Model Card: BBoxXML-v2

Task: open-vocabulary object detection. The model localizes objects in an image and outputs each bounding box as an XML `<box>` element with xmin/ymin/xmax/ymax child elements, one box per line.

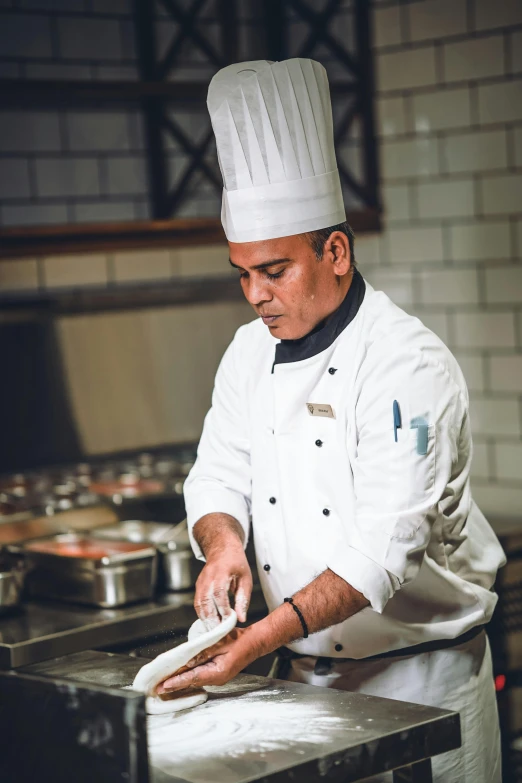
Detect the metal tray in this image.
<box><xmin>90</xmin><ymin>519</ymin><xmax>177</xmax><ymax>544</ymax></box>
<box><xmin>9</xmin><ymin>533</ymin><xmax>158</xmax><ymax>608</ymax></box>
<box><xmin>91</xmin><ymin>520</ymin><xmax>198</xmax><ymax>591</ymax></box>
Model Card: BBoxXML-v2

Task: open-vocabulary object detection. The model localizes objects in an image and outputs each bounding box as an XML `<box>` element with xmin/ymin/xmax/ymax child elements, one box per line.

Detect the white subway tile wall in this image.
<box><xmin>412</xmin><ymin>88</ymin><xmax>472</xmax><ymax>133</ymax></box>
<box><xmin>474</xmin><ymin>0</ymin><xmax>522</xmax><ymax>32</ymax></box>
<box><xmin>408</xmin><ymin>0</ymin><xmax>468</xmax><ymax>43</ymax></box>
<box><xmin>450</xmin><ymin>221</ymin><xmax>512</xmax><ymax>261</ymax></box>
<box><xmin>112</xmin><ymin>249</ymin><xmax>172</xmax><ymax>284</ymax></box>
<box><xmin>35</xmin><ymin>158</ymin><xmax>100</xmax><ymax>198</ymax></box>
<box><xmin>57</xmin><ymin>18</ymin><xmax>123</xmax><ymax>61</ymax></box>
<box><xmin>514</xmin><ymin>127</ymin><xmax>522</xmax><ymax>167</ymax></box>
<box><xmin>0</xmin><ymin>13</ymin><xmax>52</xmax><ymax>59</ymax></box>
<box><xmin>416</xmin><ymin>178</ymin><xmax>475</xmax><ymax>219</ymax></box>
<box><xmin>0</xmin><ymin>0</ymin><xmax>520</xmax><ymax>513</ymax></box>
<box><xmin>377</xmin><ymin>46</ymin><xmax>437</xmax><ymax>92</ymax></box>
<box><xmin>381</xmin><ymin>137</ymin><xmax>439</xmax><ymax>180</ymax></box>
<box><xmin>485</xmin><ymin>266</ymin><xmax>522</xmax><ymax>304</ymax></box>
<box><xmin>512</xmin><ymin>29</ymin><xmax>522</xmax><ymax>74</ymax></box>
<box><xmin>494</xmin><ymin>442</ymin><xmax>522</xmax><ymax>483</ymax></box>
<box><xmin>370</xmin><ymin>0</ymin><xmax>522</xmax><ymax>511</ymax></box>
<box><xmin>0</xmin><ymin>110</ymin><xmax>61</xmax><ymax>151</ymax></box>
<box><xmin>106</xmin><ymin>157</ymin><xmax>147</xmax><ymax>196</ymax></box>
<box><xmin>478</xmin><ymin>79</ymin><xmax>522</xmax><ymax>124</ymax></box>
<box><xmin>470</xmin><ymin>396</ymin><xmax>521</xmax><ymax>437</ymax></box>
<box><xmin>443</xmin><ymin>35</ymin><xmax>505</xmax><ymax>82</ymax></box>
<box><xmin>43</xmin><ymin>254</ymin><xmax>109</xmax><ymax>289</ymax></box>
<box><xmin>489</xmin><ymin>355</ymin><xmax>522</xmax><ymax>393</ymax></box>
<box><xmin>419</xmin><ymin>268</ymin><xmax>480</xmax><ymax>306</ymax></box>
<box><xmin>388</xmin><ymin>226</ymin><xmax>445</xmax><ymax>264</ymax></box>
<box><xmin>454</xmin><ymin>311</ymin><xmax>516</xmax><ymax>349</ymax></box>
<box><xmin>373</xmin><ymin>5</ymin><xmax>402</xmax><ymax>49</ymax></box>
<box><xmin>481</xmin><ymin>173</ymin><xmax>522</xmax><ymax>216</ymax></box>
<box><xmin>0</xmin><ymin>258</ymin><xmax>39</xmax><ymax>291</ymax></box>
<box><xmin>0</xmin><ymin>159</ymin><xmax>31</xmax><ymax>199</ymax></box>
<box><xmin>381</xmin><ymin>184</ymin><xmax>411</xmax><ymax>222</ymax></box>
<box><xmin>176</xmin><ymin>245</ymin><xmax>234</xmax><ymax>279</ymax></box>
<box><xmin>377</xmin><ymin>96</ymin><xmax>407</xmax><ymax>137</ymax></box>
<box><xmin>443</xmin><ymin>130</ymin><xmax>508</xmax><ymax>175</ymax></box>
<box><xmin>353</xmin><ymin>234</ymin><xmax>383</xmax><ymax>266</ymax></box>
<box><xmin>1</xmin><ymin>203</ymin><xmax>68</xmax><ymax>226</ymax></box>
<box><xmin>453</xmin><ymin>353</ymin><xmax>486</xmax><ymax>392</ymax></box>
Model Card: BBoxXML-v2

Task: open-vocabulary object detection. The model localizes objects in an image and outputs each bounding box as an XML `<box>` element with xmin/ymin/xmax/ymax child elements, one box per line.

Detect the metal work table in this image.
<box><xmin>16</xmin><ymin>649</ymin><xmax>461</xmax><ymax>783</ymax></box>
<box><xmin>0</xmin><ymin>591</ymin><xmax>195</xmax><ymax>668</ymax></box>
<box><xmin>0</xmin><ymin>584</ymin><xmax>268</xmax><ymax>669</ymax></box>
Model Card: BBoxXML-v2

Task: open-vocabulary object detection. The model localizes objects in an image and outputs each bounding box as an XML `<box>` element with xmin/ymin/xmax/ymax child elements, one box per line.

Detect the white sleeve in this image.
<box><xmin>327</xmin><ymin>345</ymin><xmax>466</xmax><ymax>613</ymax></box>
<box><xmin>184</xmin><ymin>330</ymin><xmax>252</xmax><ymax>561</ymax></box>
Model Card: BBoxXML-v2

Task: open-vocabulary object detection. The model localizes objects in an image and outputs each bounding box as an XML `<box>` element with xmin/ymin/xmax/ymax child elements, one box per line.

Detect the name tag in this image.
<box><xmin>306</xmin><ymin>403</ymin><xmax>335</xmax><ymax>419</ymax></box>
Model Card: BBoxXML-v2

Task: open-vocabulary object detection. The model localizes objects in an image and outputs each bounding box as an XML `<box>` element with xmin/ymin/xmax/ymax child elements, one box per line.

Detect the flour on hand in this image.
<box><xmin>131</xmin><ymin>610</ymin><xmax>237</xmax><ymax>714</ymax></box>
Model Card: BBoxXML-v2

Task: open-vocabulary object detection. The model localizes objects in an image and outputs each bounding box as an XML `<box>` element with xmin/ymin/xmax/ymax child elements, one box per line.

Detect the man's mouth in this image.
<box><xmin>260</xmin><ymin>315</ymin><xmax>281</xmax><ymax>325</ymax></box>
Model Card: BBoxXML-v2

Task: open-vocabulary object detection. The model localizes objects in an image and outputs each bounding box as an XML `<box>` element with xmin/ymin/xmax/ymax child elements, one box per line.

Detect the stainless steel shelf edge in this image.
<box><xmin>0</xmin><ymin>592</ymin><xmax>196</xmax><ymax>668</ymax></box>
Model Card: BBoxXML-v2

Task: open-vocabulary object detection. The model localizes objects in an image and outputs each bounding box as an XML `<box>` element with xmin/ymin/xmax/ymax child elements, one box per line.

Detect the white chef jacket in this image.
<box><xmin>185</xmin><ymin>279</ymin><xmax>505</xmax><ymax>659</ymax></box>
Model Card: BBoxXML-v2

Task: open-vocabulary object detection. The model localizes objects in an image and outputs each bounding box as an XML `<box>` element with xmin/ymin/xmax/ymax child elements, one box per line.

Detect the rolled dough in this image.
<box><xmin>145</xmin><ymin>689</ymin><xmax>208</xmax><ymax>715</ymax></box>
<box><xmin>132</xmin><ymin>610</ymin><xmax>237</xmax><ymax>714</ymax></box>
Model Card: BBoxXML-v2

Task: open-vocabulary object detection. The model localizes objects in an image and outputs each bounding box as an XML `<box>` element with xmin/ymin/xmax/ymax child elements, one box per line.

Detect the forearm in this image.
<box><xmin>159</xmin><ymin>568</ymin><xmax>369</xmax><ymax>692</ymax></box>
<box><xmin>193</xmin><ymin>512</ymin><xmax>246</xmax><ymax>559</ymax></box>
<box><xmin>249</xmin><ymin>568</ymin><xmax>369</xmax><ymax>657</ymax></box>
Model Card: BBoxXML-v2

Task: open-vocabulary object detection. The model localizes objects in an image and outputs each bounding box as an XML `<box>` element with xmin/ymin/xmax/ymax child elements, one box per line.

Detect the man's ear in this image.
<box><xmin>324</xmin><ymin>231</ymin><xmax>351</xmax><ymax>277</ymax></box>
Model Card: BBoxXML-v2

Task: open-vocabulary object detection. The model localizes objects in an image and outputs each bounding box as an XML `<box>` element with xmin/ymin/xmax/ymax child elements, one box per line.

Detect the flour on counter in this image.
<box><xmin>147</xmin><ymin>685</ymin><xmax>367</xmax><ymax>782</ymax></box>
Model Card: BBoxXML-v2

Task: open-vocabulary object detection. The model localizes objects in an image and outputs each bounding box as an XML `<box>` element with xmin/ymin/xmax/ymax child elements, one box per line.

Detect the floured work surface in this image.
<box><xmin>22</xmin><ymin>650</ymin><xmax>460</xmax><ymax>783</ymax></box>
<box><xmin>147</xmin><ymin>676</ymin><xmax>461</xmax><ymax>783</ymax></box>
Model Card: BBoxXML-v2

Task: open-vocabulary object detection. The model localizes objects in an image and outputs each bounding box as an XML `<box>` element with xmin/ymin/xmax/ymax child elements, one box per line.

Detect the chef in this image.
<box><xmin>157</xmin><ymin>58</ymin><xmax>505</xmax><ymax>782</ymax></box>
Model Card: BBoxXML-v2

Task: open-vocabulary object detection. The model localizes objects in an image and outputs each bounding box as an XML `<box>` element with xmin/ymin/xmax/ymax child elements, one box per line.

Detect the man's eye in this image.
<box><xmin>239</xmin><ymin>271</ymin><xmax>248</xmax><ymax>279</ymax></box>
<box><xmin>266</xmin><ymin>270</ymin><xmax>284</xmax><ymax>280</ymax></box>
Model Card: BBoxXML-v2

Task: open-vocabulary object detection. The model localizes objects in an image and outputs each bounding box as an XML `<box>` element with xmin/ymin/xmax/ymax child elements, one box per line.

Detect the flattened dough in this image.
<box><xmin>145</xmin><ymin>689</ymin><xmax>208</xmax><ymax>715</ymax></box>
<box><xmin>132</xmin><ymin>610</ymin><xmax>237</xmax><ymax>714</ymax></box>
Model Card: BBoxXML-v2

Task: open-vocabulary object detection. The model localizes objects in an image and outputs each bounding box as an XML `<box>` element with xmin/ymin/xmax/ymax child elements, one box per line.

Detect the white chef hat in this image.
<box><xmin>207</xmin><ymin>58</ymin><xmax>345</xmax><ymax>243</ymax></box>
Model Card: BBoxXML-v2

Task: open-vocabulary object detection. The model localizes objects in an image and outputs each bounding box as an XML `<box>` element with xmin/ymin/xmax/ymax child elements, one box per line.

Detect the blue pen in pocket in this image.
<box><xmin>393</xmin><ymin>400</ymin><xmax>401</xmax><ymax>442</ymax></box>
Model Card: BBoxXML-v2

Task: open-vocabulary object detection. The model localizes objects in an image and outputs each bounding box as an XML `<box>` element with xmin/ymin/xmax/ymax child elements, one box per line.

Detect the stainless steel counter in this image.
<box><xmin>20</xmin><ymin>650</ymin><xmax>461</xmax><ymax>783</ymax></box>
<box><xmin>0</xmin><ymin>591</ymin><xmax>195</xmax><ymax>668</ymax></box>
<box><xmin>0</xmin><ymin>584</ymin><xmax>269</xmax><ymax>669</ymax></box>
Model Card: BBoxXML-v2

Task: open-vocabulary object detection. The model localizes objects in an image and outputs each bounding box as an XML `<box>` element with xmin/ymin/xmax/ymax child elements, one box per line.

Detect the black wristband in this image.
<box><xmin>284</xmin><ymin>597</ymin><xmax>309</xmax><ymax>639</ymax></box>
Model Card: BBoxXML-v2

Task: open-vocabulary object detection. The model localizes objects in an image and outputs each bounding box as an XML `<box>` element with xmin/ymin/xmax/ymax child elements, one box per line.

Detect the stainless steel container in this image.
<box><xmin>9</xmin><ymin>533</ymin><xmax>157</xmax><ymax>608</ymax></box>
<box><xmin>91</xmin><ymin>519</ymin><xmax>198</xmax><ymax>591</ymax></box>
<box><xmin>0</xmin><ymin>554</ymin><xmax>25</xmax><ymax>614</ymax></box>
<box><xmin>159</xmin><ymin>522</ymin><xmax>199</xmax><ymax>591</ymax></box>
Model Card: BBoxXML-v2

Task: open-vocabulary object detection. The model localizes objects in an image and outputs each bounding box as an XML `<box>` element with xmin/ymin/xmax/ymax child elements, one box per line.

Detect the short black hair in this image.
<box><xmin>305</xmin><ymin>221</ymin><xmax>356</xmax><ymax>265</ymax></box>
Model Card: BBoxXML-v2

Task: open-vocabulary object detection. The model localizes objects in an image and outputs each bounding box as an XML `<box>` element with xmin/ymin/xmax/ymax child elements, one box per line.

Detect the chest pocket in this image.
<box><xmin>385</xmin><ymin>425</ymin><xmax>436</xmax><ymax>538</ymax></box>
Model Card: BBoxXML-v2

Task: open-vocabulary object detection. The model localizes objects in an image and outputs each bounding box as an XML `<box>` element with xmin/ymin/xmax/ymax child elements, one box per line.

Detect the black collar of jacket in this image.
<box><xmin>272</xmin><ymin>268</ymin><xmax>365</xmax><ymax>370</ymax></box>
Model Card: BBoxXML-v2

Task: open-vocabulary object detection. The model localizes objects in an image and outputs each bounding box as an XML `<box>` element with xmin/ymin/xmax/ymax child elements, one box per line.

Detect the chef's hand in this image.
<box><xmin>156</xmin><ymin>627</ymin><xmax>259</xmax><ymax>694</ymax></box>
<box><xmin>195</xmin><ymin>538</ymin><xmax>253</xmax><ymax>628</ymax></box>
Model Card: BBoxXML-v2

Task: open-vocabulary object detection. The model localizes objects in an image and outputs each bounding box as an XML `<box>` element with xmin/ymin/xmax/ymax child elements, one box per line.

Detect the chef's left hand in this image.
<box><xmin>156</xmin><ymin>627</ymin><xmax>260</xmax><ymax>694</ymax></box>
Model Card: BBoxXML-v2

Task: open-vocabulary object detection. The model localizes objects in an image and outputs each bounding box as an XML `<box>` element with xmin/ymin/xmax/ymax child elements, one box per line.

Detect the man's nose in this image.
<box><xmin>243</xmin><ymin>277</ymin><xmax>272</xmax><ymax>307</ymax></box>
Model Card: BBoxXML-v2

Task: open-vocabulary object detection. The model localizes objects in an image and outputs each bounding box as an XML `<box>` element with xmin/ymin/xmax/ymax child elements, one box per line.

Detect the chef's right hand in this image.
<box><xmin>194</xmin><ymin>539</ymin><xmax>252</xmax><ymax>629</ymax></box>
